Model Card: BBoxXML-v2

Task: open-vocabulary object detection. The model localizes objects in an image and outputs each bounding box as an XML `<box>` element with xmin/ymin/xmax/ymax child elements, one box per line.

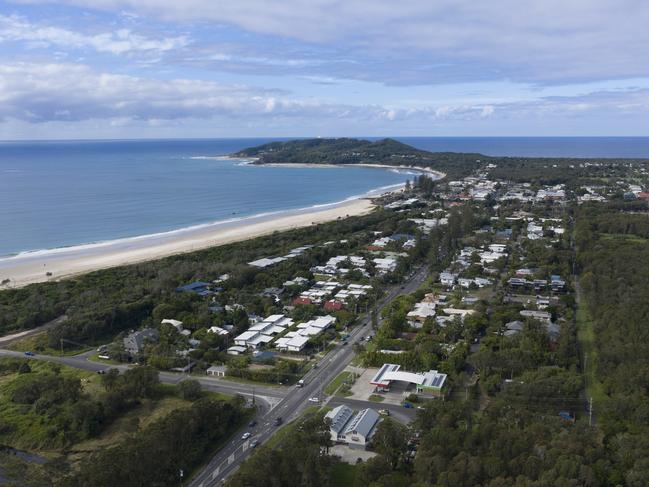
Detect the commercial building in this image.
<box><xmin>325</xmin><ymin>405</ymin><xmax>381</xmax><ymax>448</ymax></box>
<box><xmin>370</xmin><ymin>363</ymin><xmax>447</xmax><ymax>396</ymax></box>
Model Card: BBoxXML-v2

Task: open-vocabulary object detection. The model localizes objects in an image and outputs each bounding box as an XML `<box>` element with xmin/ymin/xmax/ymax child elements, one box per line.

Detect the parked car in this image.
<box><xmin>250</xmin><ymin>439</ymin><xmax>258</xmax><ymax>448</ymax></box>
<box><xmin>24</xmin><ymin>351</ymin><xmax>34</xmax><ymax>356</ymax></box>
<box><xmin>403</xmin><ymin>402</ymin><xmax>414</xmax><ymax>409</ymax></box>
<box><xmin>248</xmin><ymin>420</ymin><xmax>257</xmax><ymax>427</ymax></box>
<box><xmin>241</xmin><ymin>432</ymin><xmax>251</xmax><ymax>440</ymax></box>
<box><xmin>378</xmin><ymin>409</ymin><xmax>390</xmax><ymax>416</ymax></box>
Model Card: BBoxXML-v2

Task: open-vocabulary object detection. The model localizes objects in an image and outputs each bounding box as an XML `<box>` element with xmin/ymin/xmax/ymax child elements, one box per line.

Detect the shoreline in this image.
<box><xmin>0</xmin><ymin>163</ymin><xmax>444</xmax><ymax>289</ymax></box>
<box><xmin>257</xmin><ymin>161</ymin><xmax>446</xmax><ymax>179</ymax></box>
<box><xmin>0</xmin><ymin>196</ymin><xmax>378</xmax><ymax>289</ymax></box>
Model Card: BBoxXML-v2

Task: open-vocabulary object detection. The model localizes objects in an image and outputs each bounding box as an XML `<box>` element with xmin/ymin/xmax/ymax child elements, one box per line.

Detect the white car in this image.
<box><xmin>241</xmin><ymin>432</ymin><xmax>251</xmax><ymax>440</ymax></box>
<box><xmin>308</xmin><ymin>397</ymin><xmax>320</xmax><ymax>403</ymax></box>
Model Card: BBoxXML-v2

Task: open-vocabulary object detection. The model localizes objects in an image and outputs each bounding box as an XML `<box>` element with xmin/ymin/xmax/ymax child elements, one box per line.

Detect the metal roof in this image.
<box><xmin>344</xmin><ymin>408</ymin><xmax>380</xmax><ymax>438</ymax></box>
<box><xmin>326</xmin><ymin>405</ymin><xmax>354</xmax><ymax>435</ymax></box>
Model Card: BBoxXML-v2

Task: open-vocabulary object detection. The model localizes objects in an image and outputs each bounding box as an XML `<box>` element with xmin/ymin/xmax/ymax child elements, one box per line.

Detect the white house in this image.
<box><xmin>325</xmin><ymin>405</ymin><xmax>380</xmax><ymax>448</ymax></box>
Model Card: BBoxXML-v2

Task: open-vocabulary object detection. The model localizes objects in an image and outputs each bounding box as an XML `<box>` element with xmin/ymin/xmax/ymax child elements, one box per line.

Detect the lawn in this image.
<box><xmin>575</xmin><ymin>284</ymin><xmax>608</xmax><ymax>412</ymax></box>
<box><xmin>7</xmin><ymin>334</ymin><xmax>93</xmax><ymax>357</ymax></box>
<box><xmin>600</xmin><ymin>233</ymin><xmax>648</xmax><ymax>244</ymax></box>
<box><xmin>368</xmin><ymin>394</ymin><xmax>385</xmax><ymax>403</ymax></box>
<box><xmin>325</xmin><ymin>371</ymin><xmax>352</xmax><ymax>396</ymax></box>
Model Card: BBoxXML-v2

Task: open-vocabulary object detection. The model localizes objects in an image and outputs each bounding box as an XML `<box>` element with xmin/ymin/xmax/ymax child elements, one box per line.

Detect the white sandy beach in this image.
<box><xmin>0</xmin><ymin>197</ymin><xmax>376</xmax><ymax>289</ymax></box>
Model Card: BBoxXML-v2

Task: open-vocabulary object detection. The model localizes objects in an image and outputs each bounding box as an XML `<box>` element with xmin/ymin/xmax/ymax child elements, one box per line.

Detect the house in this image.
<box><xmin>325</xmin><ymin>405</ymin><xmax>381</xmax><ymax>448</ymax></box>
<box><xmin>324</xmin><ymin>300</ymin><xmax>344</xmax><ymax>312</ymax></box>
<box><xmin>504</xmin><ymin>320</ymin><xmax>524</xmax><ymax>337</ymax></box>
<box><xmin>407</xmin><ymin>302</ymin><xmax>436</xmax><ymax>328</ymax></box>
<box><xmin>292</xmin><ymin>297</ymin><xmax>313</xmax><ymax>306</ymax></box>
<box><xmin>248</xmin><ymin>256</ymin><xmax>287</xmax><ymax>268</ymax></box>
<box><xmin>206</xmin><ymin>365</ymin><xmax>226</xmax><ymax>377</ymax></box>
<box><xmin>550</xmin><ymin>275</ymin><xmax>566</xmax><ymax>292</ymax></box>
<box><xmin>275</xmin><ymin>315</ymin><xmax>335</xmax><ymax>352</ymax></box>
<box><xmin>520</xmin><ymin>310</ymin><xmax>552</xmax><ymax>323</ymax></box>
<box><xmin>458</xmin><ymin>278</ymin><xmax>473</xmax><ymax>289</ymax></box>
<box><xmin>227</xmin><ymin>345</ymin><xmax>247</xmax><ymax>355</ymax></box>
<box><xmin>442</xmin><ymin>308</ymin><xmax>476</xmax><ymax>321</ymax></box>
<box><xmin>161</xmin><ymin>318</ymin><xmax>184</xmax><ymax>333</ymax></box>
<box><xmin>207</xmin><ymin>326</ymin><xmax>229</xmax><ymax>336</ymax></box>
<box><xmin>176</xmin><ymin>281</ymin><xmax>213</xmax><ymax>296</ymax></box>
<box><xmin>284</xmin><ymin>276</ymin><xmax>310</xmax><ymax>287</ymax></box>
<box><xmin>123</xmin><ymin>328</ymin><xmax>159</xmax><ymax>355</ymax></box>
<box><xmin>439</xmin><ymin>272</ymin><xmax>457</xmax><ymax>287</ymax></box>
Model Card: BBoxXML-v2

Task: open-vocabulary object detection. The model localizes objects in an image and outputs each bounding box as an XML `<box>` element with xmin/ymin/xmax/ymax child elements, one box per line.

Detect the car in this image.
<box><xmin>403</xmin><ymin>402</ymin><xmax>414</xmax><ymax>409</ymax></box>
<box><xmin>250</xmin><ymin>439</ymin><xmax>258</xmax><ymax>448</ymax></box>
<box><xmin>341</xmin><ymin>341</ymin><xmax>348</xmax><ymax>346</ymax></box>
<box><xmin>248</xmin><ymin>420</ymin><xmax>257</xmax><ymax>427</ymax></box>
<box><xmin>24</xmin><ymin>351</ymin><xmax>34</xmax><ymax>357</ymax></box>
<box><xmin>308</xmin><ymin>397</ymin><xmax>319</xmax><ymax>403</ymax></box>
<box><xmin>378</xmin><ymin>409</ymin><xmax>390</xmax><ymax>416</ymax></box>
<box><xmin>313</xmin><ymin>363</ymin><xmax>319</xmax><ymax>368</ymax></box>
<box><xmin>274</xmin><ymin>417</ymin><xmax>283</xmax><ymax>426</ymax></box>
<box><xmin>241</xmin><ymin>432</ymin><xmax>251</xmax><ymax>440</ymax></box>
<box><xmin>97</xmin><ymin>370</ymin><xmax>106</xmax><ymax>375</ymax></box>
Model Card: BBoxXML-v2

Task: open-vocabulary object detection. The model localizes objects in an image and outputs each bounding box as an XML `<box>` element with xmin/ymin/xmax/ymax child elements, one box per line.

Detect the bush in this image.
<box><xmin>178</xmin><ymin>380</ymin><xmax>202</xmax><ymax>401</ymax></box>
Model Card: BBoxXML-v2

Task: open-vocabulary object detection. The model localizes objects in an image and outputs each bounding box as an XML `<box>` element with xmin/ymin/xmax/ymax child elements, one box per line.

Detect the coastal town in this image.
<box><xmin>3</xmin><ymin>138</ymin><xmax>649</xmax><ymax>486</ymax></box>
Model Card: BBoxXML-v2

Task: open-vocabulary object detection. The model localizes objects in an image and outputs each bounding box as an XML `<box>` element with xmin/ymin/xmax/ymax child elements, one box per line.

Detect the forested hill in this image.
<box><xmin>233</xmin><ymin>138</ymin><xmax>486</xmax><ymax>178</ymax></box>
<box><xmin>234</xmin><ymin>138</ymin><xmax>649</xmax><ymax>184</ymax></box>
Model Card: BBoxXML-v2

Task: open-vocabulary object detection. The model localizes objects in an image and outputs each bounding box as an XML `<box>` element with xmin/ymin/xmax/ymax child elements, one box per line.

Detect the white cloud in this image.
<box><xmin>9</xmin><ymin>0</ymin><xmax>649</xmax><ymax>84</ymax></box>
<box><xmin>0</xmin><ymin>14</ymin><xmax>189</xmax><ymax>55</ymax></box>
<box><xmin>1</xmin><ymin>61</ymin><xmax>649</xmax><ymax>138</ymax></box>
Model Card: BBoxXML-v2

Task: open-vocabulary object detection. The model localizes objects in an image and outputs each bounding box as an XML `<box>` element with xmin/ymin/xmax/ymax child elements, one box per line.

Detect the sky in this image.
<box><xmin>1</xmin><ymin>0</ymin><xmax>649</xmax><ymax>139</ymax></box>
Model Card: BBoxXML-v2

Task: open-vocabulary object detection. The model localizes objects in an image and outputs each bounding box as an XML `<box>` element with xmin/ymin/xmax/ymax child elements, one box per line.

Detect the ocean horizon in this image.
<box><xmin>3</xmin><ymin>136</ymin><xmax>649</xmax><ymax>258</ymax></box>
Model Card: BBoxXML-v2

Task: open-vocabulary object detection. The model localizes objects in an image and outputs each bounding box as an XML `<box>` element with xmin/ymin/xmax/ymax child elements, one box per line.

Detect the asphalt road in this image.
<box><xmin>0</xmin><ymin>348</ymin><xmax>286</xmax><ymax>401</ymax></box>
<box><xmin>189</xmin><ymin>265</ymin><xmax>430</xmax><ymax>487</ymax></box>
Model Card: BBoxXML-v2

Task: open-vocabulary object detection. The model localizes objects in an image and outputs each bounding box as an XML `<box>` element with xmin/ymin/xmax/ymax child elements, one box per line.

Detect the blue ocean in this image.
<box><xmin>2</xmin><ymin>137</ymin><xmax>649</xmax><ymax>257</ymax></box>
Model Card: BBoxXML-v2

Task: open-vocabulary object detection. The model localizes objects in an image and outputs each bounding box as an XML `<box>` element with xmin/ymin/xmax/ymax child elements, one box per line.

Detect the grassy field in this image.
<box><xmin>575</xmin><ymin>285</ymin><xmax>608</xmax><ymax>410</ymax></box>
<box><xmin>600</xmin><ymin>233</ymin><xmax>648</xmax><ymax>244</ymax></box>
<box><xmin>330</xmin><ymin>462</ymin><xmax>358</xmax><ymax>487</ymax></box>
<box><xmin>7</xmin><ymin>334</ymin><xmax>94</xmax><ymax>357</ymax></box>
<box><xmin>325</xmin><ymin>371</ymin><xmax>352</xmax><ymax>395</ymax></box>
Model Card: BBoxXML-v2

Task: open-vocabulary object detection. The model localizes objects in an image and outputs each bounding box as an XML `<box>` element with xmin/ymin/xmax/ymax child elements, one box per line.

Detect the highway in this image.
<box><xmin>189</xmin><ymin>265</ymin><xmax>429</xmax><ymax>487</ymax></box>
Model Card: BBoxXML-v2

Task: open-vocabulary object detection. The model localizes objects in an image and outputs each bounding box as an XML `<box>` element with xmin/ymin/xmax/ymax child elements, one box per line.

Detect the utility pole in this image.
<box><xmin>589</xmin><ymin>397</ymin><xmax>593</xmax><ymax>427</ymax></box>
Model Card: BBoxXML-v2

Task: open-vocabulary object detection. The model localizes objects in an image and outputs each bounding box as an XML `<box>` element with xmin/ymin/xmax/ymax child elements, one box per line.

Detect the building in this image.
<box><xmin>324</xmin><ymin>300</ymin><xmax>344</xmax><ymax>312</ymax></box>
<box><xmin>370</xmin><ymin>363</ymin><xmax>447</xmax><ymax>396</ymax></box>
<box><xmin>206</xmin><ymin>365</ymin><xmax>226</xmax><ymax>377</ymax></box>
<box><xmin>207</xmin><ymin>326</ymin><xmax>229</xmax><ymax>336</ymax></box>
<box><xmin>175</xmin><ymin>281</ymin><xmax>213</xmax><ymax>296</ymax></box>
<box><xmin>325</xmin><ymin>405</ymin><xmax>381</xmax><ymax>448</ymax></box>
<box><xmin>233</xmin><ymin>314</ymin><xmax>294</xmax><ymax>349</ymax></box>
<box><xmin>407</xmin><ymin>302</ymin><xmax>436</xmax><ymax>327</ymax></box>
<box><xmin>123</xmin><ymin>328</ymin><xmax>159</xmax><ymax>355</ymax></box>
<box><xmin>439</xmin><ymin>272</ymin><xmax>457</xmax><ymax>287</ymax></box>
<box><xmin>275</xmin><ymin>315</ymin><xmax>336</xmax><ymax>352</ymax></box>
<box><xmin>227</xmin><ymin>345</ymin><xmax>247</xmax><ymax>355</ymax></box>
